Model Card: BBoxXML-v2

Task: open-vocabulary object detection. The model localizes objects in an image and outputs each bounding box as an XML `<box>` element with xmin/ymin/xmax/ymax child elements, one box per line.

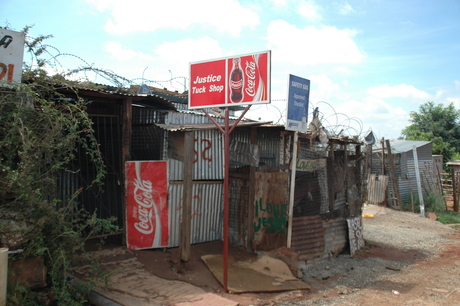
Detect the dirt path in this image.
<box><xmin>76</xmin><ymin>205</ymin><xmax>460</xmax><ymax>305</ymax></box>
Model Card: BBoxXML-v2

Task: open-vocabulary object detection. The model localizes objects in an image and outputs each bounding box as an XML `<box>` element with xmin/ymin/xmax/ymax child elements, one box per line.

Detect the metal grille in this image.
<box><xmin>131</xmin><ymin>124</ymin><xmax>165</xmax><ymax>160</ymax></box>
<box><xmin>58</xmin><ymin>115</ymin><xmax>124</xmax><ymax>227</ymax></box>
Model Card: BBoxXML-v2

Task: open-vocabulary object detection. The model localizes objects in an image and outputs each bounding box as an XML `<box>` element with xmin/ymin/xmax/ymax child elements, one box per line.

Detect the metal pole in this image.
<box><xmin>412</xmin><ymin>145</ymin><xmax>425</xmax><ymax>216</ymax></box>
<box><xmin>223</xmin><ymin>107</ymin><xmax>229</xmax><ymax>292</ymax></box>
<box><xmin>201</xmin><ymin>105</ymin><xmax>252</xmax><ymax>293</ymax></box>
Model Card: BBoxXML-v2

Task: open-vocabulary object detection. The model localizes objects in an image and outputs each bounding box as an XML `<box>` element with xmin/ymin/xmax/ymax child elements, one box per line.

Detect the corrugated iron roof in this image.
<box><xmin>156</xmin><ymin>121</ymin><xmax>273</xmax><ymax>131</ymax></box>
<box><xmin>388</xmin><ymin>140</ymin><xmax>431</xmax><ymax>153</ymax></box>
<box><xmin>55</xmin><ymin>86</ymin><xmax>177</xmax><ymax>111</ymax></box>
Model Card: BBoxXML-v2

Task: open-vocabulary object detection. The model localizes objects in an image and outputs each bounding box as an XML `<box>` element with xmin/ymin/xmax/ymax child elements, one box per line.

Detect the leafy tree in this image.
<box><xmin>402</xmin><ymin>101</ymin><xmax>460</xmax><ymax>162</ymax></box>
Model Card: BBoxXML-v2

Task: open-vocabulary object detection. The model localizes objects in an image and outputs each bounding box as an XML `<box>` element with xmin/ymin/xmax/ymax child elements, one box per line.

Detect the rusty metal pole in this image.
<box><xmin>222</xmin><ymin>107</ymin><xmax>230</xmax><ymax>292</ymax></box>
<box><xmin>201</xmin><ymin>105</ymin><xmax>252</xmax><ymax>293</ymax></box>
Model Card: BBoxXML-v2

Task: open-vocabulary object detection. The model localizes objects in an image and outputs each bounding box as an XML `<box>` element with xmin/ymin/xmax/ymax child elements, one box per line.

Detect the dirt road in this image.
<box><xmin>77</xmin><ymin>204</ymin><xmax>460</xmax><ymax>305</ymax></box>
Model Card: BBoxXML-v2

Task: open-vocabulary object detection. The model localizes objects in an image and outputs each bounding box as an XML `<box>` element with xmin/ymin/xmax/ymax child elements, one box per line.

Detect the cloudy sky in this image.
<box><xmin>2</xmin><ymin>0</ymin><xmax>460</xmax><ymax>140</ymax></box>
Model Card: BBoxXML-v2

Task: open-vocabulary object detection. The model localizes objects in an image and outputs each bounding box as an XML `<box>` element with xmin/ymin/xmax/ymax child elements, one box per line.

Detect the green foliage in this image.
<box><xmin>402</xmin><ymin>191</ymin><xmax>445</xmax><ymax>214</ymax></box>
<box><xmin>402</xmin><ymin>191</ymin><xmax>460</xmax><ymax>225</ymax></box>
<box><xmin>437</xmin><ymin>211</ymin><xmax>460</xmax><ymax>225</ymax></box>
<box><xmin>1</xmin><ymin>26</ymin><xmax>118</xmax><ymax>305</ymax></box>
<box><xmin>402</xmin><ymin>101</ymin><xmax>460</xmax><ymax>162</ymax></box>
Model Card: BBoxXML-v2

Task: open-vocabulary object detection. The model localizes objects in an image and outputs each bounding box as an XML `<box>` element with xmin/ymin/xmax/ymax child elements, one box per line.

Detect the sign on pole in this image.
<box><xmin>125</xmin><ymin>161</ymin><xmax>169</xmax><ymax>250</ymax></box>
<box><xmin>285</xmin><ymin>74</ymin><xmax>310</xmax><ymax>132</ymax></box>
<box><xmin>0</xmin><ymin>28</ymin><xmax>25</xmax><ymax>84</ymax></box>
<box><xmin>189</xmin><ymin>51</ymin><xmax>271</xmax><ymax>109</ymax></box>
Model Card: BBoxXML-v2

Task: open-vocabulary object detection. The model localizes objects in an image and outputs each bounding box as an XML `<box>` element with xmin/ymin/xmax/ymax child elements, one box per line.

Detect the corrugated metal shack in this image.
<box><xmin>368</xmin><ymin>140</ymin><xmax>437</xmax><ymax>208</ymax></box>
<box><xmin>56</xmin><ymin>85</ymin><xmax>364</xmax><ymax>264</ymax></box>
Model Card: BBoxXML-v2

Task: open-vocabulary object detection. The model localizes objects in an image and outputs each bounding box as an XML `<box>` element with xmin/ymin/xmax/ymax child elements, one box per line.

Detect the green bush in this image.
<box><xmin>1</xmin><ymin>26</ymin><xmax>118</xmax><ymax>305</ymax></box>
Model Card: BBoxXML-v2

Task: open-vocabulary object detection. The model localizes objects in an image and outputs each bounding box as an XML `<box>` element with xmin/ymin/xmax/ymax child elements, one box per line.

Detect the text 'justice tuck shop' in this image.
<box><xmin>189</xmin><ymin>51</ymin><xmax>271</xmax><ymax>109</ymax></box>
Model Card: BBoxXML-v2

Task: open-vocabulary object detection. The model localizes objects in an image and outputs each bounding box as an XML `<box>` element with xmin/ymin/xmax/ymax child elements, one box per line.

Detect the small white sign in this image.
<box><xmin>0</xmin><ymin>28</ymin><xmax>26</xmax><ymax>84</ymax></box>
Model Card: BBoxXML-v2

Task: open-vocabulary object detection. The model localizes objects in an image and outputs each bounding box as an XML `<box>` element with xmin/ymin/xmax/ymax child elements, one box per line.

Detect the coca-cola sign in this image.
<box><xmin>126</xmin><ymin>161</ymin><xmax>169</xmax><ymax>249</ymax></box>
<box><xmin>189</xmin><ymin>50</ymin><xmax>271</xmax><ymax>109</ymax></box>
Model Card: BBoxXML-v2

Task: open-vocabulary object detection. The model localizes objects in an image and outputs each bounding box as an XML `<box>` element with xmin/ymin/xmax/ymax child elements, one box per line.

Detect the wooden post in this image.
<box><xmin>328</xmin><ymin>142</ymin><xmax>335</xmax><ymax>212</ymax></box>
<box><xmin>121</xmin><ymin>98</ymin><xmax>132</xmax><ymax>245</ymax></box>
<box><xmin>386</xmin><ymin>140</ymin><xmax>402</xmax><ymax>210</ymax></box>
<box><xmin>180</xmin><ymin>131</ymin><xmax>194</xmax><ymax>262</ymax></box>
<box><xmin>247</xmin><ymin>127</ymin><xmax>257</xmax><ymax>251</ymax></box>
<box><xmin>367</xmin><ymin>144</ymin><xmax>373</xmax><ymax>177</ymax></box>
<box><xmin>356</xmin><ymin>145</ymin><xmax>362</xmax><ymax>201</ymax></box>
<box><xmin>381</xmin><ymin>138</ymin><xmax>385</xmax><ymax>175</ymax></box>
<box><xmin>287</xmin><ymin>131</ymin><xmax>298</xmax><ymax>248</ymax></box>
<box><xmin>452</xmin><ymin>166</ymin><xmax>458</xmax><ymax>212</ymax></box>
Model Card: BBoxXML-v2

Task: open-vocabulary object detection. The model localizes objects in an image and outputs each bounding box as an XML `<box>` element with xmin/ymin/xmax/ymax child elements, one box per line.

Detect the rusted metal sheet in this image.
<box><xmin>323</xmin><ymin>218</ymin><xmax>348</xmax><ymax>258</ymax></box>
<box><xmin>291</xmin><ymin>215</ymin><xmax>325</xmax><ymax>261</ymax></box>
<box><xmin>253</xmin><ymin>172</ymin><xmax>289</xmax><ymax>251</ymax></box>
<box><xmin>168</xmin><ymin>182</ymin><xmax>223</xmax><ymax>247</ymax></box>
<box><xmin>229</xmin><ymin>140</ymin><xmax>260</xmax><ymax>167</ymax></box>
<box><xmin>231</xmin><ymin>129</ymin><xmax>281</xmax><ymax>168</ymax></box>
<box><xmin>367</xmin><ymin>174</ymin><xmax>389</xmax><ymax>205</ymax></box>
<box><xmin>168</xmin><ymin>129</ymin><xmax>223</xmax><ymax>180</ymax></box>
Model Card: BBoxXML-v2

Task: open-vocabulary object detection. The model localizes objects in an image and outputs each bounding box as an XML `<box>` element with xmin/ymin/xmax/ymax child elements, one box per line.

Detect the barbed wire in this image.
<box><xmin>25</xmin><ymin>35</ymin><xmax>367</xmax><ymax>139</ymax></box>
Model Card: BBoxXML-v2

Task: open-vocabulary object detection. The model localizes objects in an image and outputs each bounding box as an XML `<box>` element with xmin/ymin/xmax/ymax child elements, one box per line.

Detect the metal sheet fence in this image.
<box><xmin>169</xmin><ymin>130</ymin><xmax>224</xmax><ymax>180</ymax></box>
<box><xmin>168</xmin><ymin>182</ymin><xmax>223</xmax><ymax>247</ymax></box>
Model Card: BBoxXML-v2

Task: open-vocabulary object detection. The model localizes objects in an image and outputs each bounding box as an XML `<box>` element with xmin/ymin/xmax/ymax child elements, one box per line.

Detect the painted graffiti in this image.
<box><xmin>177</xmin><ymin>194</ymin><xmax>202</xmax><ymax>222</ymax></box>
<box><xmin>193</xmin><ymin>139</ymin><xmax>213</xmax><ymax>163</ymax></box>
<box><xmin>253</xmin><ymin>197</ymin><xmax>287</xmax><ymax>233</ymax></box>
<box><xmin>296</xmin><ymin>158</ymin><xmax>326</xmax><ymax>172</ymax></box>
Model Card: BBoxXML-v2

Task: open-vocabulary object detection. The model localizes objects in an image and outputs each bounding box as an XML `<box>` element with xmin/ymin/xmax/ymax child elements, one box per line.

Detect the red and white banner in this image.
<box><xmin>125</xmin><ymin>161</ymin><xmax>169</xmax><ymax>249</ymax></box>
<box><xmin>189</xmin><ymin>50</ymin><xmax>271</xmax><ymax>109</ymax></box>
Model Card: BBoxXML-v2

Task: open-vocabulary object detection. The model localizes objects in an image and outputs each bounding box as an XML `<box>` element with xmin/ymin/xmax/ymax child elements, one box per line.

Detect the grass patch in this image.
<box><xmin>437</xmin><ymin>210</ymin><xmax>460</xmax><ymax>224</ymax></box>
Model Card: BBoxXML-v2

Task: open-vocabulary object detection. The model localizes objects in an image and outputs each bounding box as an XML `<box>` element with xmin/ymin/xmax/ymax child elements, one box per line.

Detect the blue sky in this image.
<box><xmin>2</xmin><ymin>0</ymin><xmax>460</xmax><ymax>140</ymax></box>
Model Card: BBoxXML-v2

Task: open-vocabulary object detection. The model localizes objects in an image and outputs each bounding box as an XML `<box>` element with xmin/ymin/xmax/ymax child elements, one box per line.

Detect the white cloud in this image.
<box><xmin>266</xmin><ymin>20</ymin><xmax>362</xmax><ymax>65</ymax></box>
<box><xmin>338</xmin><ymin>2</ymin><xmax>356</xmax><ymax>15</ymax></box>
<box><xmin>367</xmin><ymin>84</ymin><xmax>431</xmax><ymax>100</ymax></box>
<box><xmin>328</xmin><ymin>97</ymin><xmax>408</xmax><ymax>139</ymax></box>
<box><xmin>153</xmin><ymin>37</ymin><xmax>223</xmax><ymax>65</ymax></box>
<box><xmin>455</xmin><ymin>80</ymin><xmax>460</xmax><ymax>90</ymax></box>
<box><xmin>87</xmin><ymin>0</ymin><xmax>259</xmax><ymax>36</ymax></box>
<box><xmin>448</xmin><ymin>96</ymin><xmax>460</xmax><ymax>109</ymax></box>
<box><xmin>105</xmin><ymin>41</ymin><xmax>154</xmax><ymax>61</ymax></box>
<box><xmin>298</xmin><ymin>0</ymin><xmax>322</xmax><ymax>21</ymax></box>
<box><xmin>308</xmin><ymin>75</ymin><xmax>340</xmax><ymax>102</ymax></box>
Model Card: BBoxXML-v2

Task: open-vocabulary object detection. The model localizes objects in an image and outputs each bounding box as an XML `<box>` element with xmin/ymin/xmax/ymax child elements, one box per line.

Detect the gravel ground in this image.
<box><xmin>274</xmin><ymin>204</ymin><xmax>460</xmax><ymax>306</ymax></box>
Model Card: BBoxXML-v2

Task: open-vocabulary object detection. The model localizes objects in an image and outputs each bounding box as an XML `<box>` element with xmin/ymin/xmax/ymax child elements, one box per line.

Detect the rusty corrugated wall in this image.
<box><xmin>291</xmin><ymin>215</ymin><xmax>325</xmax><ymax>260</ymax></box>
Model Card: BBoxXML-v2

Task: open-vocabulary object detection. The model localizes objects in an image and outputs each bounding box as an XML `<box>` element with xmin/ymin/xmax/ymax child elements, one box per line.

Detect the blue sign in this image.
<box><xmin>285</xmin><ymin>74</ymin><xmax>310</xmax><ymax>132</ymax></box>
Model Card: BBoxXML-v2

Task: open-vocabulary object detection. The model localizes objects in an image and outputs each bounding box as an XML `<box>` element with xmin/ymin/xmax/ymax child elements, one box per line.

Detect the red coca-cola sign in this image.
<box><xmin>125</xmin><ymin>161</ymin><xmax>169</xmax><ymax>249</ymax></box>
<box><xmin>189</xmin><ymin>50</ymin><xmax>271</xmax><ymax>109</ymax></box>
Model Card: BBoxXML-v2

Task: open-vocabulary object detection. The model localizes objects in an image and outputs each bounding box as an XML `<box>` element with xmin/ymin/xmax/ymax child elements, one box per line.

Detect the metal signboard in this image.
<box><xmin>285</xmin><ymin>74</ymin><xmax>310</xmax><ymax>132</ymax></box>
<box><xmin>189</xmin><ymin>50</ymin><xmax>271</xmax><ymax>109</ymax></box>
<box><xmin>125</xmin><ymin>161</ymin><xmax>169</xmax><ymax>250</ymax></box>
<box><xmin>0</xmin><ymin>28</ymin><xmax>25</xmax><ymax>84</ymax></box>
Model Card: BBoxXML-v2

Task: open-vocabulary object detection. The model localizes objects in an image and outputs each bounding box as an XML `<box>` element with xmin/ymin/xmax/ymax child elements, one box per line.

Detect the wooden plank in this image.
<box><xmin>180</xmin><ymin>131</ymin><xmax>194</xmax><ymax>262</ymax></box>
<box><xmin>121</xmin><ymin>98</ymin><xmax>132</xmax><ymax>245</ymax></box>
<box><xmin>253</xmin><ymin>172</ymin><xmax>289</xmax><ymax>251</ymax></box>
<box><xmin>386</xmin><ymin>140</ymin><xmax>402</xmax><ymax>210</ymax></box>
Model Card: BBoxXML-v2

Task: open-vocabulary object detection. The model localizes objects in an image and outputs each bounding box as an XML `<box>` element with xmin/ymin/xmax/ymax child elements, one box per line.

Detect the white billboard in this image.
<box><xmin>0</xmin><ymin>28</ymin><xmax>25</xmax><ymax>84</ymax></box>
